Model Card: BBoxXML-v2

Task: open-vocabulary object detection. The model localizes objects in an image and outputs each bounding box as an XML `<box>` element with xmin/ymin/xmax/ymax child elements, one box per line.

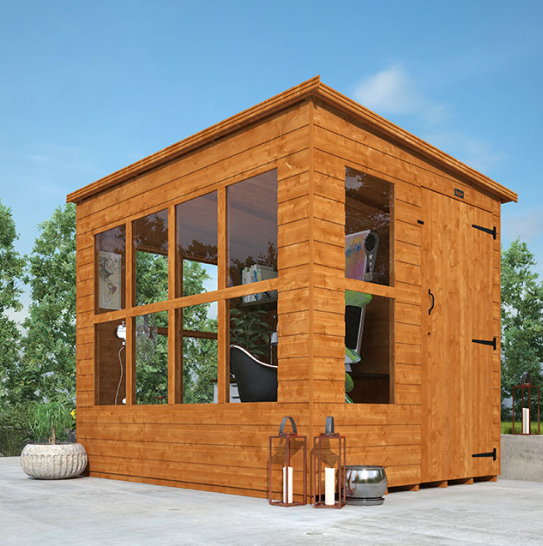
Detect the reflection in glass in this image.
<box><xmin>227</xmin><ymin>294</ymin><xmax>278</xmax><ymax>403</ymax></box>
<box><xmin>345</xmin><ymin>291</ymin><xmax>393</xmax><ymax>404</ymax></box>
<box><xmin>345</xmin><ymin>168</ymin><xmax>393</xmax><ymax>286</ymax></box>
<box><xmin>135</xmin><ymin>311</ymin><xmax>168</xmax><ymax>405</ymax></box>
<box><xmin>96</xmin><ymin>225</ymin><xmax>126</xmax><ymax>313</ymax></box>
<box><xmin>176</xmin><ymin>192</ymin><xmax>218</xmax><ymax>297</ymax></box>
<box><xmin>133</xmin><ymin>209</ymin><xmax>168</xmax><ymax>306</ymax></box>
<box><xmin>96</xmin><ymin>319</ymin><xmax>126</xmax><ymax>405</ymax></box>
<box><xmin>179</xmin><ymin>302</ymin><xmax>218</xmax><ymax>404</ymax></box>
<box><xmin>227</xmin><ymin>170</ymin><xmax>278</xmax><ymax>287</ymax></box>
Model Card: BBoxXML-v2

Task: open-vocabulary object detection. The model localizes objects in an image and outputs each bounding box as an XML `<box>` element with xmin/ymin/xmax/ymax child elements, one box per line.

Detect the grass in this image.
<box><xmin>501</xmin><ymin>421</ymin><xmax>543</xmax><ymax>434</ymax></box>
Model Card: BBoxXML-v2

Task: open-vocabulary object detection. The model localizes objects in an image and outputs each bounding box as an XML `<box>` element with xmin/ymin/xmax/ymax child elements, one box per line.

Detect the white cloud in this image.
<box><xmin>353</xmin><ymin>65</ymin><xmax>422</xmax><ymax>115</ymax></box>
<box><xmin>352</xmin><ymin>65</ymin><xmax>504</xmax><ymax>173</ymax></box>
<box><xmin>352</xmin><ymin>65</ymin><xmax>449</xmax><ymax>125</ymax></box>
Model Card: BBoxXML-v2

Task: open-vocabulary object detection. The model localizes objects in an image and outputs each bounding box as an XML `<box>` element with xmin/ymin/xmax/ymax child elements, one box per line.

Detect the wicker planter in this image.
<box><xmin>20</xmin><ymin>443</ymin><xmax>88</xmax><ymax>480</ymax></box>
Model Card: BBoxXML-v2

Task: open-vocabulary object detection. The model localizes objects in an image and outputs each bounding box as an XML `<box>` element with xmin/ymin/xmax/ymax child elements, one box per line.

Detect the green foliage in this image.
<box><xmin>28</xmin><ymin>400</ymin><xmax>73</xmax><ymax>444</ymax></box>
<box><xmin>0</xmin><ymin>405</ymin><xmax>33</xmax><ymax>456</ymax></box>
<box><xmin>22</xmin><ymin>203</ymin><xmax>76</xmax><ymax>404</ymax></box>
<box><xmin>0</xmin><ymin>201</ymin><xmax>26</xmax><ymax>408</ymax></box>
<box><xmin>501</xmin><ymin>239</ymin><xmax>543</xmax><ymax>412</ymax></box>
<box><xmin>135</xmin><ymin>311</ymin><xmax>169</xmax><ymax>405</ymax></box>
<box><xmin>501</xmin><ymin>421</ymin><xmax>542</xmax><ymax>435</ymax></box>
<box><xmin>345</xmin><ymin>372</ymin><xmax>354</xmax><ymax>393</ymax></box>
<box><xmin>135</xmin><ymin>252</ymin><xmax>169</xmax><ymax>306</ymax></box>
<box><xmin>182</xmin><ymin>296</ymin><xmax>218</xmax><ymax>404</ymax></box>
<box><xmin>230</xmin><ymin>308</ymin><xmax>272</xmax><ymax>360</ymax></box>
<box><xmin>135</xmin><ymin>250</ymin><xmax>217</xmax><ymax>404</ymax></box>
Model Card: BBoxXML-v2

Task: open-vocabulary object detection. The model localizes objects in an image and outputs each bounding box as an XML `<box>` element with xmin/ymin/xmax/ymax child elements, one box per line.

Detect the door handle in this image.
<box><xmin>428</xmin><ymin>289</ymin><xmax>435</xmax><ymax>315</ymax></box>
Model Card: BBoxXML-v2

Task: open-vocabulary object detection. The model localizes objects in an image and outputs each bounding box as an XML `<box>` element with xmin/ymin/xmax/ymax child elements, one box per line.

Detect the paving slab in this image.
<box><xmin>1</xmin><ymin>457</ymin><xmax>541</xmax><ymax>546</ymax></box>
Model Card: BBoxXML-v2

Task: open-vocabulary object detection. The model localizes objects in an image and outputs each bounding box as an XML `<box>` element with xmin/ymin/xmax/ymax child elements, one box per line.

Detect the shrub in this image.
<box><xmin>0</xmin><ymin>405</ymin><xmax>33</xmax><ymax>456</ymax></box>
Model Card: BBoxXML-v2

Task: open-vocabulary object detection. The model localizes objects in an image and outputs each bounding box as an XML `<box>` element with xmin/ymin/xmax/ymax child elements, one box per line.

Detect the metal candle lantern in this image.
<box><xmin>313</xmin><ymin>416</ymin><xmax>346</xmax><ymax>509</ymax></box>
<box><xmin>268</xmin><ymin>416</ymin><xmax>307</xmax><ymax>506</ymax></box>
<box><xmin>512</xmin><ymin>372</ymin><xmax>540</xmax><ymax>435</ymax></box>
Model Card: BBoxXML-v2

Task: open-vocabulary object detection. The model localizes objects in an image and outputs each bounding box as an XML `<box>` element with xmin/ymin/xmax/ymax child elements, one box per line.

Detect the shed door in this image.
<box><xmin>421</xmin><ymin>189</ymin><xmax>496</xmax><ymax>482</ymax></box>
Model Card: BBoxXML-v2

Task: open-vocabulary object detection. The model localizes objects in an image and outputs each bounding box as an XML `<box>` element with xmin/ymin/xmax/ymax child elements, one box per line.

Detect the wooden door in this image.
<box><xmin>421</xmin><ymin>189</ymin><xmax>496</xmax><ymax>482</ymax></box>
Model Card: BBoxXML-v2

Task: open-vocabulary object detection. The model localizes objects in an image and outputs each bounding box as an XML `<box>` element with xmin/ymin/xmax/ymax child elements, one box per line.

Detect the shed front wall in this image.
<box><xmin>76</xmin><ymin>101</ymin><xmax>315</xmax><ymax>499</ymax></box>
<box><xmin>308</xmin><ymin>100</ymin><xmax>501</xmax><ymax>487</ymax></box>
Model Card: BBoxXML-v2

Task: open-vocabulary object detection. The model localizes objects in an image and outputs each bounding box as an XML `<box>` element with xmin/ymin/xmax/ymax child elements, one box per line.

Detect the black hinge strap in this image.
<box><xmin>472</xmin><ymin>224</ymin><xmax>497</xmax><ymax>239</ymax></box>
<box><xmin>472</xmin><ymin>448</ymin><xmax>497</xmax><ymax>461</ymax></box>
<box><xmin>472</xmin><ymin>337</ymin><xmax>497</xmax><ymax>350</ymax></box>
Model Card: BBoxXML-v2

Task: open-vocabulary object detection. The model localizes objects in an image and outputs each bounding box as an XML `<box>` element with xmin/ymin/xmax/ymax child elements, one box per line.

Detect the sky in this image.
<box><xmin>1</xmin><ymin>0</ymin><xmax>542</xmax><ymax>320</ymax></box>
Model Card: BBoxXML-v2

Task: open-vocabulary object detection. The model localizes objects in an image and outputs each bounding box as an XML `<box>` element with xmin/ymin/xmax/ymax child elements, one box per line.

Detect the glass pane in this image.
<box><xmin>228</xmin><ymin>294</ymin><xmax>278</xmax><ymax>403</ymax></box>
<box><xmin>179</xmin><ymin>302</ymin><xmax>218</xmax><ymax>404</ymax></box>
<box><xmin>133</xmin><ymin>209</ymin><xmax>168</xmax><ymax>306</ymax></box>
<box><xmin>135</xmin><ymin>311</ymin><xmax>168</xmax><ymax>405</ymax></box>
<box><xmin>96</xmin><ymin>225</ymin><xmax>126</xmax><ymax>313</ymax></box>
<box><xmin>227</xmin><ymin>170</ymin><xmax>278</xmax><ymax>287</ymax></box>
<box><xmin>176</xmin><ymin>192</ymin><xmax>218</xmax><ymax>296</ymax></box>
<box><xmin>96</xmin><ymin>319</ymin><xmax>126</xmax><ymax>405</ymax></box>
<box><xmin>345</xmin><ymin>290</ymin><xmax>393</xmax><ymax>404</ymax></box>
<box><xmin>345</xmin><ymin>168</ymin><xmax>393</xmax><ymax>286</ymax></box>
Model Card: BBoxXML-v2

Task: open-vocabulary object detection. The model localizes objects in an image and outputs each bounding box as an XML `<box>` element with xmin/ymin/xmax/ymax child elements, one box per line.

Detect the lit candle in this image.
<box><xmin>325</xmin><ymin>467</ymin><xmax>336</xmax><ymax>506</ymax></box>
<box><xmin>523</xmin><ymin>408</ymin><xmax>530</xmax><ymax>434</ymax></box>
<box><xmin>282</xmin><ymin>466</ymin><xmax>293</xmax><ymax>504</ymax></box>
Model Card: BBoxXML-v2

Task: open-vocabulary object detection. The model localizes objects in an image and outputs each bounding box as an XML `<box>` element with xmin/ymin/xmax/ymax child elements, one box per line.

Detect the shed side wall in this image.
<box><xmin>308</xmin><ymin>100</ymin><xmax>501</xmax><ymax>487</ymax></box>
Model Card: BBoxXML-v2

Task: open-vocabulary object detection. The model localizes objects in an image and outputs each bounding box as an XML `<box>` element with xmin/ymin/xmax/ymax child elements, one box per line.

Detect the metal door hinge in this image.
<box><xmin>472</xmin><ymin>448</ymin><xmax>497</xmax><ymax>461</ymax></box>
<box><xmin>472</xmin><ymin>224</ymin><xmax>497</xmax><ymax>239</ymax></box>
<box><xmin>472</xmin><ymin>337</ymin><xmax>497</xmax><ymax>350</ymax></box>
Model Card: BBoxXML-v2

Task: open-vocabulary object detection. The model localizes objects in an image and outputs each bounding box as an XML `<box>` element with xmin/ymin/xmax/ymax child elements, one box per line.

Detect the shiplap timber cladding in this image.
<box><xmin>68</xmin><ymin>77</ymin><xmax>516</xmax><ymax>500</ymax></box>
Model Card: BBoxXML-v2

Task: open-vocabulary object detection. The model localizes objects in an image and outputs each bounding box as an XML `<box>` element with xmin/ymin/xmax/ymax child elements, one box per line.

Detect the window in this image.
<box><xmin>179</xmin><ymin>302</ymin><xmax>218</xmax><ymax>404</ymax></box>
<box><xmin>96</xmin><ymin>225</ymin><xmax>126</xmax><ymax>313</ymax></box>
<box><xmin>345</xmin><ymin>168</ymin><xmax>393</xmax><ymax>286</ymax></box>
<box><xmin>133</xmin><ymin>209</ymin><xmax>169</xmax><ymax>306</ymax></box>
<box><xmin>176</xmin><ymin>192</ymin><xmax>218</xmax><ymax>296</ymax></box>
<box><xmin>95</xmin><ymin>319</ymin><xmax>126</xmax><ymax>405</ymax></box>
<box><xmin>94</xmin><ymin>170</ymin><xmax>280</xmax><ymax>408</ymax></box>
<box><xmin>227</xmin><ymin>170</ymin><xmax>278</xmax><ymax>287</ymax></box>
<box><xmin>345</xmin><ymin>291</ymin><xmax>393</xmax><ymax>404</ymax></box>
<box><xmin>135</xmin><ymin>311</ymin><xmax>169</xmax><ymax>404</ymax></box>
<box><xmin>227</xmin><ymin>292</ymin><xmax>278</xmax><ymax>403</ymax></box>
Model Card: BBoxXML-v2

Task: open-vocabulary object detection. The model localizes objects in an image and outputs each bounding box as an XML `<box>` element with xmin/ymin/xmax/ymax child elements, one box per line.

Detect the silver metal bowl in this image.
<box><xmin>345</xmin><ymin>465</ymin><xmax>387</xmax><ymax>506</ymax></box>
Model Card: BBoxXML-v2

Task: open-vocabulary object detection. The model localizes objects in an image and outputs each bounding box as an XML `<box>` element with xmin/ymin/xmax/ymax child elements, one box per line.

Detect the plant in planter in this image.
<box><xmin>20</xmin><ymin>400</ymin><xmax>88</xmax><ymax>480</ymax></box>
<box><xmin>230</xmin><ymin>308</ymin><xmax>273</xmax><ymax>361</ymax></box>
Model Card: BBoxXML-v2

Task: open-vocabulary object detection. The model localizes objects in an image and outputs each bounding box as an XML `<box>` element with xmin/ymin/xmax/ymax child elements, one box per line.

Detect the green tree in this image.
<box><xmin>501</xmin><ymin>238</ymin><xmax>543</xmax><ymax>414</ymax></box>
<box><xmin>135</xmin><ymin>248</ymin><xmax>217</xmax><ymax>404</ymax></box>
<box><xmin>22</xmin><ymin>203</ymin><xmax>76</xmax><ymax>403</ymax></box>
<box><xmin>0</xmin><ymin>201</ymin><xmax>26</xmax><ymax>408</ymax></box>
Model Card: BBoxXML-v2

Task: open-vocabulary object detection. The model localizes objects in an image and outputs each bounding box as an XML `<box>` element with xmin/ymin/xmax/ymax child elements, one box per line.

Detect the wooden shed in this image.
<box><xmin>67</xmin><ymin>77</ymin><xmax>517</xmax><ymax>500</ymax></box>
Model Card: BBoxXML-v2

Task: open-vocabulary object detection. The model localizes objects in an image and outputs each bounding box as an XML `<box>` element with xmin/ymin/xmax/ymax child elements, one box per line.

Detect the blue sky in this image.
<box><xmin>1</xmin><ymin>0</ymin><xmax>542</xmax><ymax>319</ymax></box>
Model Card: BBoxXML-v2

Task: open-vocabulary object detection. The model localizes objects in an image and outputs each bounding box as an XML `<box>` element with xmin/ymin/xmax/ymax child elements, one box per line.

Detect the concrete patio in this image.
<box><xmin>2</xmin><ymin>457</ymin><xmax>542</xmax><ymax>546</ymax></box>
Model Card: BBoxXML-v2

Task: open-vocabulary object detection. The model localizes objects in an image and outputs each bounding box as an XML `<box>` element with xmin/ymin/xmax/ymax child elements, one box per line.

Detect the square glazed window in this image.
<box><xmin>95</xmin><ymin>319</ymin><xmax>127</xmax><ymax>406</ymax></box>
<box><xmin>178</xmin><ymin>302</ymin><xmax>218</xmax><ymax>404</ymax></box>
<box><xmin>133</xmin><ymin>209</ymin><xmax>168</xmax><ymax>306</ymax></box>
<box><xmin>227</xmin><ymin>170</ymin><xmax>278</xmax><ymax>287</ymax></box>
<box><xmin>96</xmin><ymin>225</ymin><xmax>126</xmax><ymax>314</ymax></box>
<box><xmin>345</xmin><ymin>168</ymin><xmax>393</xmax><ymax>286</ymax></box>
<box><xmin>227</xmin><ymin>293</ymin><xmax>278</xmax><ymax>403</ymax></box>
<box><xmin>345</xmin><ymin>290</ymin><xmax>393</xmax><ymax>404</ymax></box>
<box><xmin>176</xmin><ymin>192</ymin><xmax>218</xmax><ymax>296</ymax></box>
<box><xmin>135</xmin><ymin>311</ymin><xmax>168</xmax><ymax>405</ymax></box>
